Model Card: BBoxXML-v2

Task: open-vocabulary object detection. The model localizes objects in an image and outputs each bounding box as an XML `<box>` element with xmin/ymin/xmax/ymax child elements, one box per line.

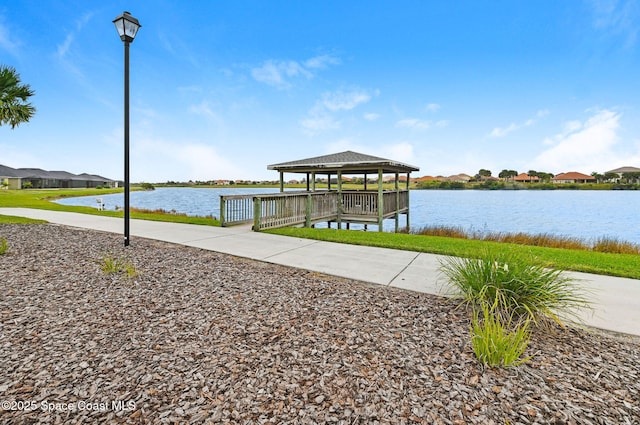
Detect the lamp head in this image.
<box><xmin>113</xmin><ymin>11</ymin><xmax>141</xmax><ymax>43</ymax></box>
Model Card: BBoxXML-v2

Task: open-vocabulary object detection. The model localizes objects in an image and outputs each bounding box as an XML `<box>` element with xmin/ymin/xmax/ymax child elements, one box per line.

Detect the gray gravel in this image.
<box><xmin>1</xmin><ymin>223</ymin><xmax>639</xmax><ymax>424</ymax></box>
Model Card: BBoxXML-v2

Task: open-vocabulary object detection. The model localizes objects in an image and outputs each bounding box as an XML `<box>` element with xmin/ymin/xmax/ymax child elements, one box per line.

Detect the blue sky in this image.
<box><xmin>1</xmin><ymin>1</ymin><xmax>639</xmax><ymax>181</ymax></box>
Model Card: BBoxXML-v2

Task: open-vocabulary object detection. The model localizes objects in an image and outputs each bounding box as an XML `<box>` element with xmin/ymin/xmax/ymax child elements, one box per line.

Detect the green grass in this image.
<box><xmin>0</xmin><ymin>188</ymin><xmax>220</xmax><ymax>226</ymax></box>
<box><xmin>440</xmin><ymin>248</ymin><xmax>591</xmax><ymax>326</ymax></box>
<box><xmin>470</xmin><ymin>300</ymin><xmax>532</xmax><ymax>368</ymax></box>
<box><xmin>0</xmin><ymin>236</ymin><xmax>7</xmax><ymax>255</ymax></box>
<box><xmin>99</xmin><ymin>253</ymin><xmax>138</xmax><ymax>278</ymax></box>
<box><xmin>413</xmin><ymin>225</ymin><xmax>640</xmax><ymax>255</ymax></box>
<box><xmin>0</xmin><ymin>214</ymin><xmax>47</xmax><ymax>224</ymax></box>
<box><xmin>267</xmin><ymin>227</ymin><xmax>640</xmax><ymax>279</ymax></box>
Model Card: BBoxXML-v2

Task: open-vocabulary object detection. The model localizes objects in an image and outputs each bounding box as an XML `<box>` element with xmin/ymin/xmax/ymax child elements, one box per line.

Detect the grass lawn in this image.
<box><xmin>267</xmin><ymin>227</ymin><xmax>640</xmax><ymax>280</ymax></box>
<box><xmin>0</xmin><ymin>214</ymin><xmax>47</xmax><ymax>224</ymax></box>
<box><xmin>0</xmin><ymin>188</ymin><xmax>221</xmax><ymax>226</ymax></box>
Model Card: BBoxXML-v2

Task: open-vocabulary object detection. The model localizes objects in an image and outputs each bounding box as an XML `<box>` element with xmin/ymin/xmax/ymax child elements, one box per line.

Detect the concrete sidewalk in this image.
<box><xmin>1</xmin><ymin>207</ymin><xmax>639</xmax><ymax>337</ymax></box>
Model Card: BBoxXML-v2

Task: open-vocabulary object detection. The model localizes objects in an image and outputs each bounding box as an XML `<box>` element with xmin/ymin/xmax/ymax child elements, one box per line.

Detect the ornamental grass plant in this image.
<box><xmin>470</xmin><ymin>297</ymin><xmax>532</xmax><ymax>368</ymax></box>
<box><xmin>99</xmin><ymin>253</ymin><xmax>138</xmax><ymax>278</ymax></box>
<box><xmin>0</xmin><ymin>236</ymin><xmax>7</xmax><ymax>255</ymax></box>
<box><xmin>439</xmin><ymin>248</ymin><xmax>591</xmax><ymax>327</ymax></box>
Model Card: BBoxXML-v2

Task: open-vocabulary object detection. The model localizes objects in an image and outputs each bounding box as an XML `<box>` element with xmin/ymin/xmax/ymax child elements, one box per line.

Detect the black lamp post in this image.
<box><xmin>113</xmin><ymin>11</ymin><xmax>141</xmax><ymax>247</ymax></box>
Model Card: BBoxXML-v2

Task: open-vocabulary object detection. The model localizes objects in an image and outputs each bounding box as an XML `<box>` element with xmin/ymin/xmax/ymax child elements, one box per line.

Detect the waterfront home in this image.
<box><xmin>552</xmin><ymin>171</ymin><xmax>596</xmax><ymax>184</ymax></box>
<box><xmin>514</xmin><ymin>173</ymin><xmax>540</xmax><ymax>183</ymax></box>
<box><xmin>0</xmin><ymin>164</ymin><xmax>117</xmax><ymax>189</ymax></box>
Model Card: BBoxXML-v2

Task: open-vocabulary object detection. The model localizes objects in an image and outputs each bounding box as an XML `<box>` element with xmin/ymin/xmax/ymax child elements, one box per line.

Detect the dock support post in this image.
<box><xmin>395</xmin><ymin>173</ymin><xmax>399</xmax><ymax>233</ymax></box>
<box><xmin>337</xmin><ymin>170</ymin><xmax>342</xmax><ymax>229</ymax></box>
<box><xmin>406</xmin><ymin>172</ymin><xmax>411</xmax><ymax>230</ymax></box>
<box><xmin>220</xmin><ymin>196</ymin><xmax>226</xmax><ymax>227</ymax></box>
<box><xmin>377</xmin><ymin>168</ymin><xmax>383</xmax><ymax>232</ymax></box>
<box><xmin>305</xmin><ymin>193</ymin><xmax>312</xmax><ymax>228</ymax></box>
<box><xmin>253</xmin><ymin>196</ymin><xmax>261</xmax><ymax>231</ymax></box>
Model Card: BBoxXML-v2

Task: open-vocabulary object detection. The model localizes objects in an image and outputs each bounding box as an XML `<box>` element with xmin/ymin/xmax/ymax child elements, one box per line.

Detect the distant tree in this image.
<box><xmin>603</xmin><ymin>172</ymin><xmax>619</xmax><ymax>182</ymax></box>
<box><xmin>499</xmin><ymin>169</ymin><xmax>518</xmax><ymax>180</ymax></box>
<box><xmin>538</xmin><ymin>172</ymin><xmax>554</xmax><ymax>183</ymax></box>
<box><xmin>478</xmin><ymin>169</ymin><xmax>492</xmax><ymax>177</ymax></box>
<box><xmin>622</xmin><ymin>172</ymin><xmax>640</xmax><ymax>184</ymax></box>
<box><xmin>0</xmin><ymin>65</ymin><xmax>35</xmax><ymax>129</ymax></box>
<box><xmin>591</xmin><ymin>172</ymin><xmax>604</xmax><ymax>183</ymax></box>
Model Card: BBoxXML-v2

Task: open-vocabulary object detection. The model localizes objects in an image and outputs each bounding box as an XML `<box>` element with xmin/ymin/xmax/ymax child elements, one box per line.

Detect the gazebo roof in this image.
<box><xmin>267</xmin><ymin>150</ymin><xmax>419</xmax><ymax>174</ymax></box>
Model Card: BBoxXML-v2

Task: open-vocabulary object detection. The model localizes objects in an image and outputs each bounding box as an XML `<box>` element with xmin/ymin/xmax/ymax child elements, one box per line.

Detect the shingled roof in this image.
<box><xmin>267</xmin><ymin>151</ymin><xmax>419</xmax><ymax>174</ymax></box>
<box><xmin>606</xmin><ymin>166</ymin><xmax>640</xmax><ymax>174</ymax></box>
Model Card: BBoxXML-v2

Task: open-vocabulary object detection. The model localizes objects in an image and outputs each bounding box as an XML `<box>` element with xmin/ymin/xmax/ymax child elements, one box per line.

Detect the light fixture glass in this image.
<box><xmin>113</xmin><ymin>11</ymin><xmax>141</xmax><ymax>42</ymax></box>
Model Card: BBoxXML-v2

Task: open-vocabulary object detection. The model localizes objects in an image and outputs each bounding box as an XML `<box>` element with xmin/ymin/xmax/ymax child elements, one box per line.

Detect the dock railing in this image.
<box><xmin>220</xmin><ymin>189</ymin><xmax>409</xmax><ymax>230</ymax></box>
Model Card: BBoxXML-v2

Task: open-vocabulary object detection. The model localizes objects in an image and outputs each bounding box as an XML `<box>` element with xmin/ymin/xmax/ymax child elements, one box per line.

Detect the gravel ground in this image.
<box><xmin>0</xmin><ymin>223</ymin><xmax>639</xmax><ymax>425</ymax></box>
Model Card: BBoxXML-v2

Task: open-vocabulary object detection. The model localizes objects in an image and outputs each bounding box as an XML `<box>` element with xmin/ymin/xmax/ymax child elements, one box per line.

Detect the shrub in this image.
<box><xmin>440</xmin><ymin>248</ymin><xmax>591</xmax><ymax>326</ymax></box>
<box><xmin>471</xmin><ymin>299</ymin><xmax>532</xmax><ymax>367</ymax></box>
<box><xmin>593</xmin><ymin>237</ymin><xmax>640</xmax><ymax>255</ymax></box>
<box><xmin>0</xmin><ymin>237</ymin><xmax>7</xmax><ymax>255</ymax></box>
<box><xmin>99</xmin><ymin>253</ymin><xmax>138</xmax><ymax>278</ymax></box>
<box><xmin>412</xmin><ymin>225</ymin><xmax>470</xmax><ymax>239</ymax></box>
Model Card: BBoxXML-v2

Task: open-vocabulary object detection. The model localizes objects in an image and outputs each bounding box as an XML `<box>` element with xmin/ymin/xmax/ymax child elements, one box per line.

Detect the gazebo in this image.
<box><xmin>220</xmin><ymin>151</ymin><xmax>419</xmax><ymax>232</ymax></box>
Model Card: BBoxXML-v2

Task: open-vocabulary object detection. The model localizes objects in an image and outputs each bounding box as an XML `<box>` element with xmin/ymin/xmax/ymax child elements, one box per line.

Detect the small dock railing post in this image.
<box><xmin>253</xmin><ymin>196</ymin><xmax>262</xmax><ymax>231</ymax></box>
<box><xmin>305</xmin><ymin>193</ymin><xmax>312</xmax><ymax>227</ymax></box>
<box><xmin>219</xmin><ymin>196</ymin><xmax>226</xmax><ymax>226</ymax></box>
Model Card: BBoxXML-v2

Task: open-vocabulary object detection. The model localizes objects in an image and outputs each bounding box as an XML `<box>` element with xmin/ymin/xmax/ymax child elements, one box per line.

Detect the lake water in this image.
<box><xmin>54</xmin><ymin>188</ymin><xmax>640</xmax><ymax>244</ymax></box>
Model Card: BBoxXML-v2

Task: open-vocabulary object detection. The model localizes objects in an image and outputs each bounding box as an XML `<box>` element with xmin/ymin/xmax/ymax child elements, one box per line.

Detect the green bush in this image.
<box><xmin>471</xmin><ymin>299</ymin><xmax>531</xmax><ymax>367</ymax></box>
<box><xmin>139</xmin><ymin>182</ymin><xmax>155</xmax><ymax>191</ymax></box>
<box><xmin>0</xmin><ymin>236</ymin><xmax>7</xmax><ymax>255</ymax></box>
<box><xmin>440</xmin><ymin>248</ymin><xmax>591</xmax><ymax>326</ymax></box>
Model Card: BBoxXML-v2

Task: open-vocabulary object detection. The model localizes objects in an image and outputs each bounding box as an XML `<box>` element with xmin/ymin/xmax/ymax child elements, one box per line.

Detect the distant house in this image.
<box><xmin>606</xmin><ymin>166</ymin><xmax>640</xmax><ymax>175</ymax></box>
<box><xmin>552</xmin><ymin>172</ymin><xmax>596</xmax><ymax>184</ymax></box>
<box><xmin>605</xmin><ymin>166</ymin><xmax>640</xmax><ymax>183</ymax></box>
<box><xmin>514</xmin><ymin>173</ymin><xmax>540</xmax><ymax>183</ymax></box>
<box><xmin>447</xmin><ymin>174</ymin><xmax>471</xmax><ymax>183</ymax></box>
<box><xmin>0</xmin><ymin>164</ymin><xmax>116</xmax><ymax>189</ymax></box>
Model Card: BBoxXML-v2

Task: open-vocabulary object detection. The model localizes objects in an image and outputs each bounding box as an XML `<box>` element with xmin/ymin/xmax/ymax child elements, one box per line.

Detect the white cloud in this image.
<box><xmin>0</xmin><ymin>20</ymin><xmax>19</xmax><ymax>55</ymax></box>
<box><xmin>321</xmin><ymin>90</ymin><xmax>372</xmax><ymax>111</ymax></box>
<box><xmin>590</xmin><ymin>0</ymin><xmax>638</xmax><ymax>47</ymax></box>
<box><xmin>363</xmin><ymin>112</ymin><xmax>380</xmax><ymax>121</ymax></box>
<box><xmin>425</xmin><ymin>103</ymin><xmax>441</xmax><ymax>112</ymax></box>
<box><xmin>251</xmin><ymin>54</ymin><xmax>340</xmax><ymax>89</ymax></box>
<box><xmin>381</xmin><ymin>142</ymin><xmax>415</xmax><ymax>164</ymax></box>
<box><xmin>489</xmin><ymin>109</ymin><xmax>548</xmax><ymax>138</ymax></box>
<box><xmin>251</xmin><ymin>60</ymin><xmax>312</xmax><ymax>89</ymax></box>
<box><xmin>396</xmin><ymin>118</ymin><xmax>449</xmax><ymax>130</ymax></box>
<box><xmin>300</xmin><ymin>114</ymin><xmax>340</xmax><ymax>133</ymax></box>
<box><xmin>534</xmin><ymin>109</ymin><xmax>621</xmax><ymax>172</ymax></box>
<box><xmin>132</xmin><ymin>137</ymin><xmax>243</xmax><ymax>181</ymax></box>
<box><xmin>301</xmin><ymin>88</ymin><xmax>376</xmax><ymax>134</ymax></box>
<box><xmin>56</xmin><ymin>11</ymin><xmax>94</xmax><ymax>60</ymax></box>
<box><xmin>304</xmin><ymin>54</ymin><xmax>341</xmax><ymax>69</ymax></box>
<box><xmin>188</xmin><ymin>101</ymin><xmax>221</xmax><ymax>122</ymax></box>
<box><xmin>396</xmin><ymin>118</ymin><xmax>431</xmax><ymax>130</ymax></box>
<box><xmin>537</xmin><ymin>109</ymin><xmax>550</xmax><ymax>118</ymax></box>
<box><xmin>57</xmin><ymin>34</ymin><xmax>74</xmax><ymax>58</ymax></box>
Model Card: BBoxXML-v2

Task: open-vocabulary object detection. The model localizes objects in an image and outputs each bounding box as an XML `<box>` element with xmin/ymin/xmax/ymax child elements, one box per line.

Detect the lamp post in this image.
<box><xmin>113</xmin><ymin>11</ymin><xmax>141</xmax><ymax>247</ymax></box>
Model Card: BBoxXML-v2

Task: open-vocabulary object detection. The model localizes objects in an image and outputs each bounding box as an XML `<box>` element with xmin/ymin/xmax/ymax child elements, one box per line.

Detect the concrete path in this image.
<box><xmin>1</xmin><ymin>207</ymin><xmax>639</xmax><ymax>337</ymax></box>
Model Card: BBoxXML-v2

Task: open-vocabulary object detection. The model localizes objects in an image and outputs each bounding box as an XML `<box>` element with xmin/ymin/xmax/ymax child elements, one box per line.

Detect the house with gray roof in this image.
<box><xmin>0</xmin><ymin>164</ymin><xmax>117</xmax><ymax>189</ymax></box>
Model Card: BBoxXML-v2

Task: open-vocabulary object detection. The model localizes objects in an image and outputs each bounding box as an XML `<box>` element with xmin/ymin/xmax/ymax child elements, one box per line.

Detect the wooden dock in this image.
<box><xmin>220</xmin><ymin>189</ymin><xmax>409</xmax><ymax>231</ymax></box>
